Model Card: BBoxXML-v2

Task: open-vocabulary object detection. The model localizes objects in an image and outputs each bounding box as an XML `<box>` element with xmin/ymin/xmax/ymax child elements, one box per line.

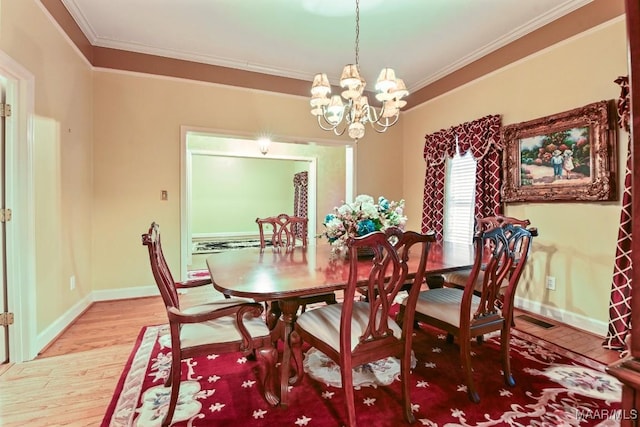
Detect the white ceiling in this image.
<box><xmin>61</xmin><ymin>0</ymin><xmax>592</xmax><ymax>92</ymax></box>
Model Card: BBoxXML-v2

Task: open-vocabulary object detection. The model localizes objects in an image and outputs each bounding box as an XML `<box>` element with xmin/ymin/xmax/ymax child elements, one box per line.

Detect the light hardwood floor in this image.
<box><xmin>0</xmin><ymin>288</ymin><xmax>623</xmax><ymax>426</ymax></box>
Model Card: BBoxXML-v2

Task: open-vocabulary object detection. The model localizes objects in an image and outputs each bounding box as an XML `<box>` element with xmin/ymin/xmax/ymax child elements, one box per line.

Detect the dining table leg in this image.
<box><xmin>277</xmin><ymin>298</ymin><xmax>301</xmax><ymax>407</ymax></box>
<box><xmin>265</xmin><ymin>300</ymin><xmax>281</xmax><ymax>331</ymax></box>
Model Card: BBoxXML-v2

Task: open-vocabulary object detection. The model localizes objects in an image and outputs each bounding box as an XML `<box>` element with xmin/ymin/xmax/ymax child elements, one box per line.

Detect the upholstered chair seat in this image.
<box><xmin>295</xmin><ymin>301</ymin><xmax>403</xmax><ymax>352</ymax></box>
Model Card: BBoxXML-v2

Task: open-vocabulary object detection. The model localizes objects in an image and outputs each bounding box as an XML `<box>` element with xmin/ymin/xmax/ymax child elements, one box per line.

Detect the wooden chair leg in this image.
<box><xmin>501</xmin><ymin>327</ymin><xmax>516</xmax><ymax>387</ymax></box>
<box><xmin>341</xmin><ymin>358</ymin><xmax>357</xmax><ymax>427</ymax></box>
<box><xmin>163</xmin><ymin>351</ymin><xmax>182</xmax><ymax>426</ymax></box>
<box><xmin>460</xmin><ymin>336</ymin><xmax>480</xmax><ymax>403</ymax></box>
<box><xmin>401</xmin><ymin>346</ymin><xmax>416</xmax><ymax>424</ymax></box>
<box><xmin>164</xmin><ymin>366</ymin><xmax>172</xmax><ymax>386</ymax></box>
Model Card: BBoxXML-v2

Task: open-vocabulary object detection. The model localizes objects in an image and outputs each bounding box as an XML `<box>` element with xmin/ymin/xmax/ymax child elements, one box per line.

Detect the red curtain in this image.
<box><xmin>293</xmin><ymin>171</ymin><xmax>308</xmax><ymax>239</ymax></box>
<box><xmin>421</xmin><ymin>115</ymin><xmax>503</xmax><ymax>239</ymax></box>
<box><xmin>603</xmin><ymin>76</ymin><xmax>632</xmax><ymax>350</ymax></box>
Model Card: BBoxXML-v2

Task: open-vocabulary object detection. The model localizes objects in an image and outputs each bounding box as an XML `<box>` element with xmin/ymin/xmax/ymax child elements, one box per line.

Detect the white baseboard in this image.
<box><xmin>35</xmin><ymin>293</ymin><xmax>92</xmax><ymax>356</ymax></box>
<box><xmin>515</xmin><ymin>296</ymin><xmax>608</xmax><ymax>337</ymax></box>
<box><xmin>35</xmin><ymin>289</ymin><xmax>608</xmax><ymax>359</ymax></box>
<box><xmin>91</xmin><ymin>285</ymin><xmax>159</xmax><ymax>302</ymax></box>
<box><xmin>35</xmin><ymin>285</ymin><xmax>159</xmax><ymax>357</ymax></box>
<box><xmin>192</xmin><ymin>231</ymin><xmax>258</xmax><ymax>240</ymax></box>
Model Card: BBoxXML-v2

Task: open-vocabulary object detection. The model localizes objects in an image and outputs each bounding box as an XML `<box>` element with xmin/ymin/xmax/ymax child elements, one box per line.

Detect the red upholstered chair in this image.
<box><xmin>291</xmin><ymin>228</ymin><xmax>436</xmax><ymax>427</ymax></box>
<box><xmin>399</xmin><ymin>222</ymin><xmax>535</xmax><ymax>403</ymax></box>
<box><xmin>256</xmin><ymin>213</ymin><xmax>308</xmax><ymax>249</ymax></box>
<box><xmin>142</xmin><ymin>222</ymin><xmax>278</xmax><ymax>426</ymax></box>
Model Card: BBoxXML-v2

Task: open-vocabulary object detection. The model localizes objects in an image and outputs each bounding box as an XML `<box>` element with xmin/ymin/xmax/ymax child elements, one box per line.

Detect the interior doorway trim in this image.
<box><xmin>186</xmin><ymin>149</ymin><xmax>317</xmax><ymax>269</ymax></box>
<box><xmin>180</xmin><ymin>126</ymin><xmax>355</xmax><ymax>280</ymax></box>
<box><xmin>0</xmin><ymin>50</ymin><xmax>37</xmax><ymax>362</ymax></box>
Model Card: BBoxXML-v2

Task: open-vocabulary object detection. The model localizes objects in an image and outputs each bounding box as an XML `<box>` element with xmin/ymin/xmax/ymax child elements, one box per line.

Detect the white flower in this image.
<box><xmin>322</xmin><ymin>195</ymin><xmax>407</xmax><ymax>253</ymax></box>
<box><xmin>355</xmin><ymin>194</ymin><xmax>374</xmax><ymax>204</ymax></box>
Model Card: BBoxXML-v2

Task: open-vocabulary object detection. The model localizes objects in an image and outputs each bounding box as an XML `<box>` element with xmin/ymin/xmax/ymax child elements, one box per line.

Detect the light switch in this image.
<box><xmin>161</xmin><ymin>190</ymin><xmax>168</xmax><ymax>201</ymax></box>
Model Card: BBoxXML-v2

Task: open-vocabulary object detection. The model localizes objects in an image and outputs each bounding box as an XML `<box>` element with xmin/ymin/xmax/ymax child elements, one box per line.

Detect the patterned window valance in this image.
<box><xmin>423</xmin><ymin>114</ymin><xmax>503</xmax><ymax>166</ymax></box>
<box><xmin>421</xmin><ymin>114</ymin><xmax>503</xmax><ymax>239</ymax></box>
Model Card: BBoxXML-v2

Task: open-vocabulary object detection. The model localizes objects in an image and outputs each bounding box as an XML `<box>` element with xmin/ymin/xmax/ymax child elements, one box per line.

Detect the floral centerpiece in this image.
<box><xmin>323</xmin><ymin>194</ymin><xmax>407</xmax><ymax>255</ymax></box>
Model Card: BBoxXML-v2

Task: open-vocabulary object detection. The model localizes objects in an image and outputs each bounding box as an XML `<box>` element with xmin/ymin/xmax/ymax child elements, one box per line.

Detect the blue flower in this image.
<box><xmin>357</xmin><ymin>219</ymin><xmax>376</xmax><ymax>236</ymax></box>
<box><xmin>378</xmin><ymin>197</ymin><xmax>390</xmax><ymax>211</ymax></box>
<box><xmin>324</xmin><ymin>214</ymin><xmax>335</xmax><ymax>223</ymax></box>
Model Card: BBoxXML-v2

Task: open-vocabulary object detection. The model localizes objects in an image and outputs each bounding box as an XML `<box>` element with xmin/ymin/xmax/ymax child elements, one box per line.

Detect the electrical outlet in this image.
<box><xmin>70</xmin><ymin>275</ymin><xmax>76</xmax><ymax>291</ymax></box>
<box><xmin>545</xmin><ymin>275</ymin><xmax>556</xmax><ymax>291</ymax></box>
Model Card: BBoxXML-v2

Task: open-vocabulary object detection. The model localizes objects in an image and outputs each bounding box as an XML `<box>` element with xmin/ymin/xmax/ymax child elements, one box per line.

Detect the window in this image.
<box><xmin>443</xmin><ymin>149</ymin><xmax>477</xmax><ymax>244</ymax></box>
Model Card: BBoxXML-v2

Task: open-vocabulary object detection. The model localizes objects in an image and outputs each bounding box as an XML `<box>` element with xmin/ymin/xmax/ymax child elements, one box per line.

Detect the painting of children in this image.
<box><xmin>551</xmin><ymin>149</ymin><xmax>563</xmax><ymax>179</ymax></box>
<box><xmin>562</xmin><ymin>149</ymin><xmax>575</xmax><ymax>179</ymax></box>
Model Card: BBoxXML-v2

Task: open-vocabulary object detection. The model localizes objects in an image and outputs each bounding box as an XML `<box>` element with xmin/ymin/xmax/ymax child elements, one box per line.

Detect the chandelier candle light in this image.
<box><xmin>310</xmin><ymin>0</ymin><xmax>409</xmax><ymax>142</ymax></box>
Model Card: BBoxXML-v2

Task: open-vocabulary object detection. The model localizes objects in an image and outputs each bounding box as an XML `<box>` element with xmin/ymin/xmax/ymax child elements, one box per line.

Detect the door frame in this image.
<box><xmin>180</xmin><ymin>126</ymin><xmax>355</xmax><ymax>280</ymax></box>
<box><xmin>0</xmin><ymin>50</ymin><xmax>37</xmax><ymax>363</ymax></box>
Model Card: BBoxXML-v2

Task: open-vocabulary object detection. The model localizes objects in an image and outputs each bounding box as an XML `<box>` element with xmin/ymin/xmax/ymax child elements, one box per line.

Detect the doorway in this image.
<box><xmin>180</xmin><ymin>128</ymin><xmax>355</xmax><ymax>280</ymax></box>
<box><xmin>0</xmin><ymin>50</ymin><xmax>37</xmax><ymax>364</ymax></box>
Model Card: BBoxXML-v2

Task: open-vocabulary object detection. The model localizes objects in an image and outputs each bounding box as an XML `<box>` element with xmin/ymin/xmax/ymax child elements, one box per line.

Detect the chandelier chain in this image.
<box><xmin>355</xmin><ymin>0</ymin><xmax>360</xmax><ymax>67</ymax></box>
<box><xmin>309</xmin><ymin>0</ymin><xmax>407</xmax><ymax>141</ymax></box>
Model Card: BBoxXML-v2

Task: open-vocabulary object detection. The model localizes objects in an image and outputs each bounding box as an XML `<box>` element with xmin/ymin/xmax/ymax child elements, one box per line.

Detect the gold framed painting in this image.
<box><xmin>502</xmin><ymin>100</ymin><xmax>617</xmax><ymax>202</ymax></box>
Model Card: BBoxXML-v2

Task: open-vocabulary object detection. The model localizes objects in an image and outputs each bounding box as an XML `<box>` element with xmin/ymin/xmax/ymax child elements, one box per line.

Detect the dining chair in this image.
<box><xmin>290</xmin><ymin>227</ymin><xmax>436</xmax><ymax>427</ymax></box>
<box><xmin>256</xmin><ymin>213</ymin><xmax>308</xmax><ymax>249</ymax></box>
<box><xmin>441</xmin><ymin>215</ymin><xmax>537</xmax><ymax>293</ymax></box>
<box><xmin>256</xmin><ymin>213</ymin><xmax>336</xmax><ymax>319</ymax></box>
<box><xmin>398</xmin><ymin>222</ymin><xmax>535</xmax><ymax>403</ymax></box>
<box><xmin>142</xmin><ymin>222</ymin><xmax>278</xmax><ymax>426</ymax></box>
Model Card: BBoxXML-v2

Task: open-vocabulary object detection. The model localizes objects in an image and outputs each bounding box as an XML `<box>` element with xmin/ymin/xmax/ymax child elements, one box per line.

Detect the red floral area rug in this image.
<box><xmin>102</xmin><ymin>324</ymin><xmax>622</xmax><ymax>427</ymax></box>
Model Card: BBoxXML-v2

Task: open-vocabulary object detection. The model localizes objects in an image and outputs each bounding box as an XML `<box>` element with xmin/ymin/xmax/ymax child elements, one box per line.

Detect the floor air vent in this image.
<box><xmin>516</xmin><ymin>314</ymin><xmax>556</xmax><ymax>329</ymax></box>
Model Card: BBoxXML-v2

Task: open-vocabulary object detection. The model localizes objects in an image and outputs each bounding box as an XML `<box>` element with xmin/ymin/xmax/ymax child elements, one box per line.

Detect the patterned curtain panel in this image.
<box><xmin>293</xmin><ymin>171</ymin><xmax>308</xmax><ymax>239</ymax></box>
<box><xmin>422</xmin><ymin>115</ymin><xmax>503</xmax><ymax>239</ymax></box>
<box><xmin>603</xmin><ymin>76</ymin><xmax>632</xmax><ymax>350</ymax></box>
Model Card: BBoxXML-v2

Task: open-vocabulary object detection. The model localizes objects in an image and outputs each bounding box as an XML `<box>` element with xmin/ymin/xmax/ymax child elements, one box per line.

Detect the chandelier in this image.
<box><xmin>310</xmin><ymin>0</ymin><xmax>408</xmax><ymax>142</ymax></box>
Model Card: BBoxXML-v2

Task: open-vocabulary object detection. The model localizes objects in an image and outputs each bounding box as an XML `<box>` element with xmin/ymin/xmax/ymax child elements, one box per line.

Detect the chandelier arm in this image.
<box><xmin>333</xmin><ymin>126</ymin><xmax>347</xmax><ymax>137</ymax></box>
<box><xmin>316</xmin><ymin>114</ymin><xmax>348</xmax><ymax>136</ymax></box>
<box><xmin>369</xmin><ymin>113</ymin><xmax>400</xmax><ymax>133</ymax></box>
<box><xmin>316</xmin><ymin>114</ymin><xmax>339</xmax><ymax>131</ymax></box>
<box><xmin>375</xmin><ymin>113</ymin><xmax>400</xmax><ymax>128</ymax></box>
<box><xmin>369</xmin><ymin>122</ymin><xmax>391</xmax><ymax>134</ymax></box>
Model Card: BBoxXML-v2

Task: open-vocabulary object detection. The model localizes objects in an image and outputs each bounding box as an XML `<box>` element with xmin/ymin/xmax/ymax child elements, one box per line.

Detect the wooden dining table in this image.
<box><xmin>206</xmin><ymin>240</ymin><xmax>475</xmax><ymax>407</ymax></box>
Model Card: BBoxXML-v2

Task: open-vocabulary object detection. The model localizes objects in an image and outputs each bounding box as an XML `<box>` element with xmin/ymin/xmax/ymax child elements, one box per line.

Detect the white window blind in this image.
<box><xmin>443</xmin><ymin>149</ymin><xmax>477</xmax><ymax>244</ymax></box>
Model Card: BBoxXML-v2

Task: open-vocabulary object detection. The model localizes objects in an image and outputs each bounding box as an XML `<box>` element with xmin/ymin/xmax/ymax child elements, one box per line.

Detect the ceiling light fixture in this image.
<box><xmin>310</xmin><ymin>0</ymin><xmax>408</xmax><ymax>142</ymax></box>
<box><xmin>257</xmin><ymin>138</ymin><xmax>271</xmax><ymax>155</ymax></box>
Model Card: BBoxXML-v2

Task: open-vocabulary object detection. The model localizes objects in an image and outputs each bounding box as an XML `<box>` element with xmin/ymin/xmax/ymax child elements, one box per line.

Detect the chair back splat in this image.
<box><xmin>291</xmin><ymin>227</ymin><xmax>436</xmax><ymax>427</ymax></box>
<box><xmin>142</xmin><ymin>222</ymin><xmax>278</xmax><ymax>426</ymax></box>
<box><xmin>256</xmin><ymin>213</ymin><xmax>307</xmax><ymax>250</ymax></box>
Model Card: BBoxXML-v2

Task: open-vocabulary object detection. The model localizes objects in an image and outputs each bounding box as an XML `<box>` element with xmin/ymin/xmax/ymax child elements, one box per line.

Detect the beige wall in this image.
<box><xmin>1</xmin><ymin>0</ymin><xmax>94</xmax><ymax>333</ymax></box>
<box><xmin>2</xmin><ymin>0</ymin><xmax>628</xmax><ymax>347</ymax></box>
<box><xmin>91</xmin><ymin>71</ymin><xmax>402</xmax><ymax>292</ymax></box>
<box><xmin>403</xmin><ymin>18</ymin><xmax>628</xmax><ymax>333</ymax></box>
